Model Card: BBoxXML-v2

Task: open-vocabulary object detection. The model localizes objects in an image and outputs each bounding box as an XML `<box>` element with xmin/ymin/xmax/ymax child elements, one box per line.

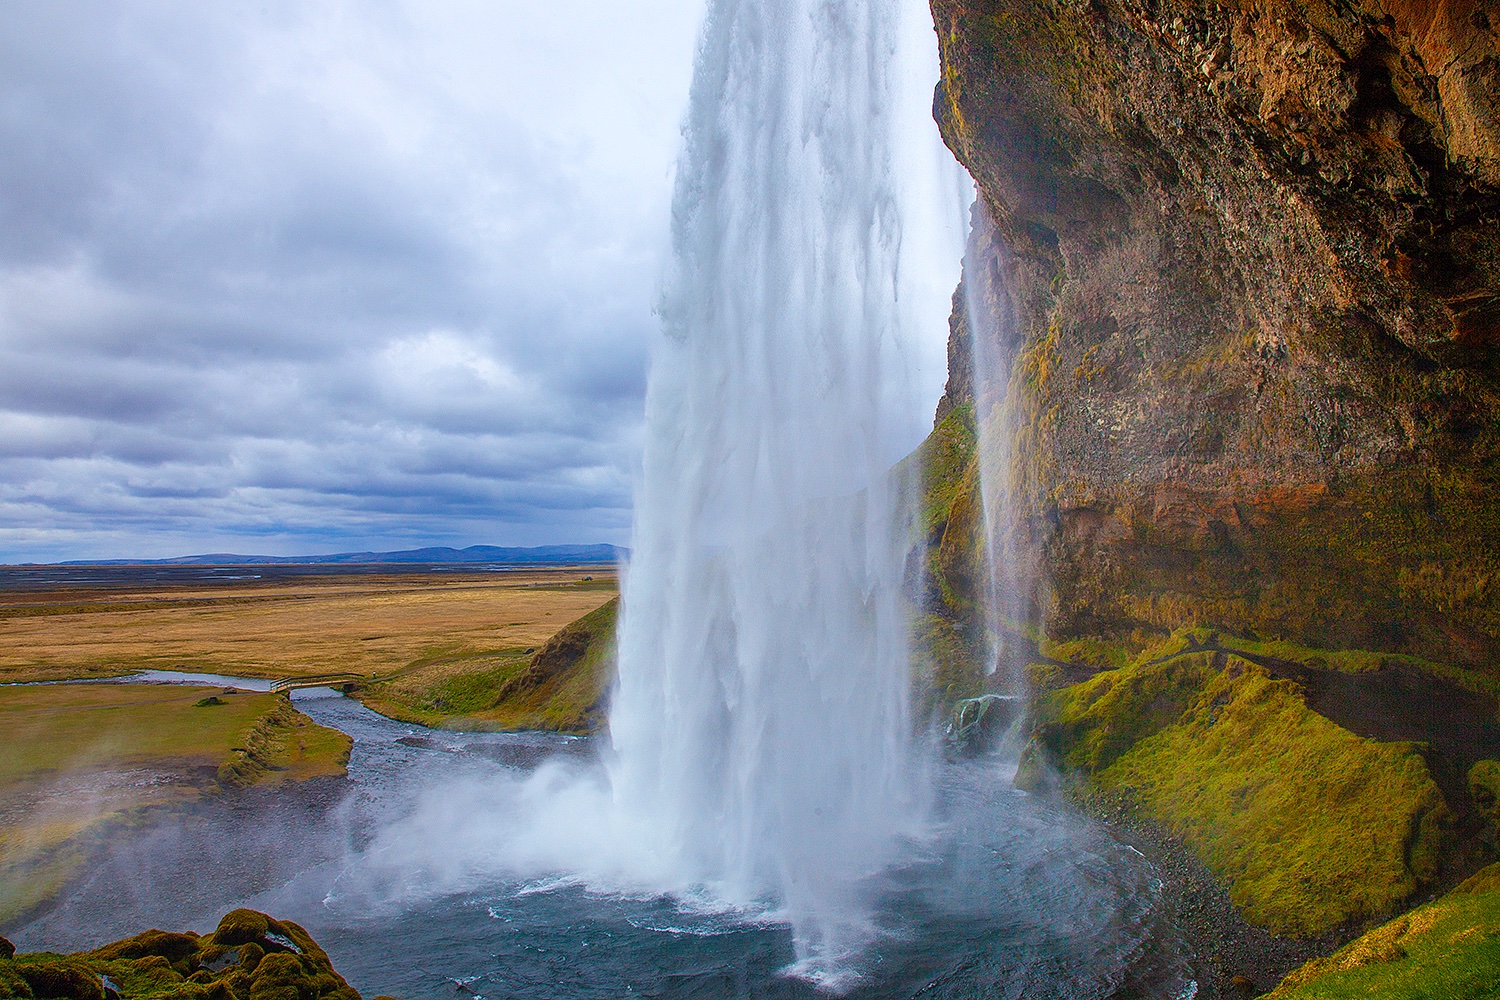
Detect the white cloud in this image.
<box><xmin>0</xmin><ymin>0</ymin><xmax>959</xmax><ymax>562</ymax></box>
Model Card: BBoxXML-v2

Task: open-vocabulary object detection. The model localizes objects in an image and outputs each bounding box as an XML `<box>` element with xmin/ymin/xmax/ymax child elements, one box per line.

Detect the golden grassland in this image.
<box><xmin>0</xmin><ymin>683</ymin><xmax>350</xmax><ymax>926</ymax></box>
<box><xmin>0</xmin><ymin>569</ymin><xmax>617</xmax><ymax>685</ymax></box>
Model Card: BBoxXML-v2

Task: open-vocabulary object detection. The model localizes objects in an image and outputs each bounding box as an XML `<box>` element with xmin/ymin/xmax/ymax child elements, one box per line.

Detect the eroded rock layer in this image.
<box><xmin>927</xmin><ymin>0</ymin><xmax>1500</xmax><ymax>666</ymax></box>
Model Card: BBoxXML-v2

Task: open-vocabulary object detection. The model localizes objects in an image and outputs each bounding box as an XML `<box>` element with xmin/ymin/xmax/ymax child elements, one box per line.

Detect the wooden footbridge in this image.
<box><xmin>270</xmin><ymin>673</ymin><xmax>364</xmax><ymax>694</ymax></box>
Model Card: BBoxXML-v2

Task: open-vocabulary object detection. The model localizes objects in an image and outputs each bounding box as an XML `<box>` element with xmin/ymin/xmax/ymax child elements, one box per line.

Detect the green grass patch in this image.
<box><xmin>1264</xmin><ymin>862</ymin><xmax>1500</xmax><ymax>998</ymax></box>
<box><xmin>1027</xmin><ymin>651</ymin><xmax>1449</xmax><ymax>936</ymax></box>
<box><xmin>355</xmin><ymin>597</ymin><xmax>619</xmax><ymax>733</ymax></box>
<box><xmin>1032</xmin><ymin>651</ymin><xmax>1218</xmax><ymax>773</ymax></box>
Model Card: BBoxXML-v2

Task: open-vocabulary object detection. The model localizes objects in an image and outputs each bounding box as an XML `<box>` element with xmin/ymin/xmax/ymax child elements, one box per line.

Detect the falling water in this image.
<box><xmin>962</xmin><ymin>205</ymin><xmax>1034</xmax><ymax>689</ymax></box>
<box><xmin>607</xmin><ymin>0</ymin><xmax>926</xmax><ymax>980</ymax></box>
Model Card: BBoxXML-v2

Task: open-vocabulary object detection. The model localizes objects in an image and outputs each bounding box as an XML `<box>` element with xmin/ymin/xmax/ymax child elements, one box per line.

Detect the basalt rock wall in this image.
<box><xmin>927</xmin><ymin>0</ymin><xmax>1500</xmax><ymax>667</ymax></box>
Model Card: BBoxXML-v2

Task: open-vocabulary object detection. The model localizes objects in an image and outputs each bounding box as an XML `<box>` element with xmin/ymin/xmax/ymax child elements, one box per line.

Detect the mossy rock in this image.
<box><xmin>1470</xmin><ymin>760</ymin><xmax>1500</xmax><ymax>821</ymax></box>
<box><xmin>210</xmin><ymin>911</ymin><xmax>269</xmax><ymax>949</ymax></box>
<box><xmin>0</xmin><ymin>964</ymin><xmax>35</xmax><ymax>1000</ymax></box>
<box><xmin>3</xmin><ymin>910</ymin><xmax>362</xmax><ymax>1000</ymax></box>
<box><xmin>89</xmin><ymin>932</ymin><xmax>200</xmax><ymax>966</ymax></box>
<box><xmin>5</xmin><ymin>959</ymin><xmax>103</xmax><ymax>1000</ymax></box>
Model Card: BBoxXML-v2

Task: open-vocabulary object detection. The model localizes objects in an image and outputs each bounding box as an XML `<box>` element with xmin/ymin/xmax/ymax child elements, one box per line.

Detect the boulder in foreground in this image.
<box><xmin>0</xmin><ymin>910</ymin><xmax>389</xmax><ymax>1000</ymax></box>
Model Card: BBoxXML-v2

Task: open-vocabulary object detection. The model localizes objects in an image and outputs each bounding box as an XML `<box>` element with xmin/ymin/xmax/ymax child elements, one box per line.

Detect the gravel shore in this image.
<box><xmin>1091</xmin><ymin>796</ymin><xmax>1354</xmax><ymax>1000</ymax></box>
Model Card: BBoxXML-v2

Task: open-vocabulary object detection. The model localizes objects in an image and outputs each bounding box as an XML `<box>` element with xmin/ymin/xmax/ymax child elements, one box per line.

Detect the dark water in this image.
<box><xmin>14</xmin><ymin>687</ymin><xmax>1195</xmax><ymax>1000</ymax></box>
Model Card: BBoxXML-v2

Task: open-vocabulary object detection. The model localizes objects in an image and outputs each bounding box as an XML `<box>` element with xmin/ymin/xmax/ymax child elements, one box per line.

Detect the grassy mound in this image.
<box><xmin>1264</xmin><ymin>863</ymin><xmax>1500</xmax><ymax>998</ymax></box>
<box><xmin>355</xmin><ymin>596</ymin><xmax>619</xmax><ymax>733</ymax></box>
<box><xmin>0</xmin><ymin>909</ymin><xmax>381</xmax><ymax>1000</ymax></box>
<box><xmin>1026</xmin><ymin>648</ymin><xmax>1451</xmax><ymax>936</ymax></box>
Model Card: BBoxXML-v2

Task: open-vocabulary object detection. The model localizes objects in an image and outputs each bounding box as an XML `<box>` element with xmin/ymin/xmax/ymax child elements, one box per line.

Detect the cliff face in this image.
<box><xmin>927</xmin><ymin>0</ymin><xmax>1500</xmax><ymax>666</ymax></box>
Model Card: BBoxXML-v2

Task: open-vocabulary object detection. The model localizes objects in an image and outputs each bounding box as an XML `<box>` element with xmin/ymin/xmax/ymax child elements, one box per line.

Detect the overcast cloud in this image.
<box><xmin>0</xmin><ymin>1</ymin><xmax>962</xmax><ymax>562</ymax></box>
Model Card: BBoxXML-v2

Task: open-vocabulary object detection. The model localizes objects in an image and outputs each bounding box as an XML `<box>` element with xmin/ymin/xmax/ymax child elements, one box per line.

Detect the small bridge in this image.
<box><xmin>270</xmin><ymin>673</ymin><xmax>364</xmax><ymax>694</ymax></box>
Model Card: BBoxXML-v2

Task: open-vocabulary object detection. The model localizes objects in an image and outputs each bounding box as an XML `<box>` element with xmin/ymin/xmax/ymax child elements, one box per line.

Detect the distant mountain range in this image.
<box><xmin>58</xmin><ymin>544</ymin><xmax>625</xmax><ymax>566</ymax></box>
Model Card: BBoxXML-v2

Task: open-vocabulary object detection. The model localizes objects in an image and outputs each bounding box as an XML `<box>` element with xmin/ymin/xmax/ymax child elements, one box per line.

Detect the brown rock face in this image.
<box><xmin>927</xmin><ymin>0</ymin><xmax>1500</xmax><ymax>665</ymax></box>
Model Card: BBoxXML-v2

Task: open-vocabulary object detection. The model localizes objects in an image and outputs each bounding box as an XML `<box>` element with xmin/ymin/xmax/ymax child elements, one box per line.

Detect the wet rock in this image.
<box><xmin>945</xmin><ymin>695</ymin><xmax>1022</xmax><ymax>755</ymax></box>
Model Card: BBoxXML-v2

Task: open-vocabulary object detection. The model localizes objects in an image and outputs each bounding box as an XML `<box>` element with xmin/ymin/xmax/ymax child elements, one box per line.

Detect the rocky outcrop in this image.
<box><xmin>925</xmin><ymin>0</ymin><xmax>1500</xmax><ymax>668</ymax></box>
<box><xmin>0</xmin><ymin>910</ymin><xmax>384</xmax><ymax>1000</ymax></box>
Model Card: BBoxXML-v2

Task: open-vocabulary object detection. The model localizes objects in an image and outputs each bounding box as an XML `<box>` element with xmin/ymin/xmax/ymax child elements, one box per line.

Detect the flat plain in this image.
<box><xmin>0</xmin><ymin>566</ymin><xmax>618</xmax><ymax>685</ymax></box>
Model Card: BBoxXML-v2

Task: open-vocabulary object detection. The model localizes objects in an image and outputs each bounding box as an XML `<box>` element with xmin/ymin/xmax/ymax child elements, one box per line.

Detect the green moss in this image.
<box><xmin>1470</xmin><ymin>760</ymin><xmax>1500</xmax><ymax>821</ymax></box>
<box><xmin>1210</xmin><ymin>632</ymin><xmax>1500</xmax><ymax>705</ymax></box>
<box><xmin>912</xmin><ymin>613</ymin><xmax>985</xmax><ymax>713</ymax></box>
<box><xmin>1037</xmin><ymin>634</ymin><xmax>1136</xmax><ymax>669</ymax></box>
<box><xmin>1028</xmin><ymin>649</ymin><xmax>1450</xmax><ymax>935</ymax></box>
<box><xmin>899</xmin><ymin>404</ymin><xmax>977</xmax><ymax>542</ymax></box>
<box><xmin>0</xmin><ymin>909</ymin><xmax>361</xmax><ymax>1000</ymax></box>
<box><xmin>1032</xmin><ymin>651</ymin><xmax>1218</xmax><ymax>773</ymax></box>
<box><xmin>1264</xmin><ymin>862</ymin><xmax>1500</xmax><ymax>998</ymax></box>
<box><xmin>1099</xmin><ymin>658</ymin><xmax>1448</xmax><ymax>935</ymax></box>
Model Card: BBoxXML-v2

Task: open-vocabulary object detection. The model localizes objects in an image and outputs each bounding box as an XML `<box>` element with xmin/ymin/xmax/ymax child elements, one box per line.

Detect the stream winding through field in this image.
<box><xmin>12</xmin><ymin>678</ymin><xmax>1198</xmax><ymax>999</ymax></box>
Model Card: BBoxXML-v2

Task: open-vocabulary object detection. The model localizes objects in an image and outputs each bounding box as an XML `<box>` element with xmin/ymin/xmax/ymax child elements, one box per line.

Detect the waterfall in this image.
<box><xmin>963</xmin><ymin>205</ymin><xmax>1033</xmax><ymax>690</ymax></box>
<box><xmin>606</xmin><ymin>0</ymin><xmax>926</xmax><ymax>979</ymax></box>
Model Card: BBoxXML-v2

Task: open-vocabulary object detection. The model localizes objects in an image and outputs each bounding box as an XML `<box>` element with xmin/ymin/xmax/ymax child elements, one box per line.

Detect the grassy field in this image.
<box><xmin>0</xmin><ymin>683</ymin><xmax>350</xmax><ymax>927</ymax></box>
<box><xmin>0</xmin><ymin>569</ymin><xmax>617</xmax><ymax>685</ymax></box>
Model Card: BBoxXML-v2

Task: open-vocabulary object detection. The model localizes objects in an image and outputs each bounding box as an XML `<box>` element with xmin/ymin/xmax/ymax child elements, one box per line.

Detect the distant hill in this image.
<box><xmin>59</xmin><ymin>544</ymin><xmax>624</xmax><ymax>566</ymax></box>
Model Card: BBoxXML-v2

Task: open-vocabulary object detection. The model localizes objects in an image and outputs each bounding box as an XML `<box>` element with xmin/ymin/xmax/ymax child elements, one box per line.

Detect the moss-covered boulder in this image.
<box><xmin>0</xmin><ymin>911</ymin><xmax>361</xmax><ymax>1000</ymax></box>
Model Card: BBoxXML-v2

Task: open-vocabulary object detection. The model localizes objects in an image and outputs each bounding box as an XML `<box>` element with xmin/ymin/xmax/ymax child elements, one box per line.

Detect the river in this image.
<box><xmin>10</xmin><ymin>678</ymin><xmax>1197</xmax><ymax>999</ymax></box>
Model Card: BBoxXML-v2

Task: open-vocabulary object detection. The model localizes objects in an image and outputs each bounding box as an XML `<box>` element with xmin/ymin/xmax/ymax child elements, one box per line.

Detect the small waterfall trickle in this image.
<box><xmin>606</xmin><ymin>0</ymin><xmax>927</xmax><ymax>981</ymax></box>
<box><xmin>962</xmin><ymin>204</ymin><xmax>1034</xmax><ymax>692</ymax></box>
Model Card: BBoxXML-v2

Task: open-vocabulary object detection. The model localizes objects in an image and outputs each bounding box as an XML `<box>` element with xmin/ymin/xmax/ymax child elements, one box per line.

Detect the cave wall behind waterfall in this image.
<box><xmin>923</xmin><ymin>0</ymin><xmax>1500</xmax><ymax>670</ymax></box>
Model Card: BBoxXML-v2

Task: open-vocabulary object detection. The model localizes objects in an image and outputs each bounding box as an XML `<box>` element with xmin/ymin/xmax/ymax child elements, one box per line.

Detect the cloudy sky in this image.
<box><xmin>0</xmin><ymin>1</ymin><xmax>964</xmax><ymax>563</ymax></box>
